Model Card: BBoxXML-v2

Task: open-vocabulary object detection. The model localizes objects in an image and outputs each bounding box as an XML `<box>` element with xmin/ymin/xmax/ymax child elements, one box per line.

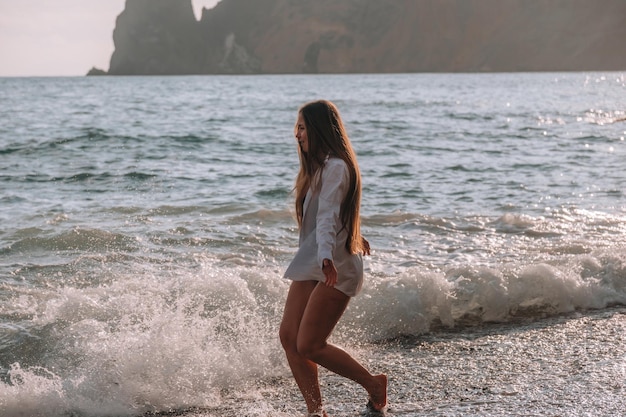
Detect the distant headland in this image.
<box><xmin>89</xmin><ymin>0</ymin><xmax>626</xmax><ymax>75</ymax></box>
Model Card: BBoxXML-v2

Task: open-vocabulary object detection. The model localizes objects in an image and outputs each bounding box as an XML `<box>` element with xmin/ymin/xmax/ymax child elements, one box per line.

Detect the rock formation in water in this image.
<box><xmin>86</xmin><ymin>67</ymin><xmax>107</xmax><ymax>76</ymax></box>
<box><xmin>108</xmin><ymin>0</ymin><xmax>204</xmax><ymax>74</ymax></box>
<box><xmin>98</xmin><ymin>0</ymin><xmax>626</xmax><ymax>75</ymax></box>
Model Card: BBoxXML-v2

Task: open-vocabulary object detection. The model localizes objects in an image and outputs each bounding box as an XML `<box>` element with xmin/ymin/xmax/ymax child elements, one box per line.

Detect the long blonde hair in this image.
<box><xmin>293</xmin><ymin>100</ymin><xmax>366</xmax><ymax>255</ymax></box>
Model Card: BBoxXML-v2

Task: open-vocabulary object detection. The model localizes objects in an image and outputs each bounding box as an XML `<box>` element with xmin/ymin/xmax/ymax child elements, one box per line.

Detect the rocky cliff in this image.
<box><xmin>100</xmin><ymin>0</ymin><xmax>626</xmax><ymax>75</ymax></box>
<box><xmin>108</xmin><ymin>0</ymin><xmax>204</xmax><ymax>74</ymax></box>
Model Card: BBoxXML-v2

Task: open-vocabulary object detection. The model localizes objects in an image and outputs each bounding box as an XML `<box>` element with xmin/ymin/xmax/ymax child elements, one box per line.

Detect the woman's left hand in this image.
<box><xmin>322</xmin><ymin>258</ymin><xmax>337</xmax><ymax>287</ymax></box>
<box><xmin>362</xmin><ymin>237</ymin><xmax>371</xmax><ymax>256</ymax></box>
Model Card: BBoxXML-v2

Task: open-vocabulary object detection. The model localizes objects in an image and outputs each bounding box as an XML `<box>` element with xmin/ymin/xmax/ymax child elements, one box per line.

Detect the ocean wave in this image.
<box><xmin>0</xmin><ymin>246</ymin><xmax>625</xmax><ymax>416</ymax></box>
<box><xmin>2</xmin><ymin>172</ymin><xmax>116</xmax><ymax>184</ymax></box>
<box><xmin>227</xmin><ymin>208</ymin><xmax>292</xmax><ymax>224</ymax></box>
<box><xmin>254</xmin><ymin>187</ymin><xmax>290</xmax><ymax>200</ymax></box>
<box><xmin>2</xmin><ymin>227</ymin><xmax>138</xmax><ymax>254</ymax></box>
<box><xmin>353</xmin><ymin>247</ymin><xmax>626</xmax><ymax>339</ymax></box>
<box><xmin>0</xmin><ymin>264</ymin><xmax>285</xmax><ymax>417</ymax></box>
<box><xmin>583</xmin><ymin>109</ymin><xmax>626</xmax><ymax>125</ymax></box>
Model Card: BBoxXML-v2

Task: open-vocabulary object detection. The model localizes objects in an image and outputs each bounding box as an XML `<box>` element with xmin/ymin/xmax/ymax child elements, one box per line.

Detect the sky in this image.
<box><xmin>0</xmin><ymin>0</ymin><xmax>221</xmax><ymax>77</ymax></box>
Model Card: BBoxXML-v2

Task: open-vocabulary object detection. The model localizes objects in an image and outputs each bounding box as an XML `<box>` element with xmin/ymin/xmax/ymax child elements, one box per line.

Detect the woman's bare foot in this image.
<box><xmin>306</xmin><ymin>409</ymin><xmax>329</xmax><ymax>417</ymax></box>
<box><xmin>307</xmin><ymin>411</ymin><xmax>328</xmax><ymax>417</ymax></box>
<box><xmin>367</xmin><ymin>374</ymin><xmax>388</xmax><ymax>411</ymax></box>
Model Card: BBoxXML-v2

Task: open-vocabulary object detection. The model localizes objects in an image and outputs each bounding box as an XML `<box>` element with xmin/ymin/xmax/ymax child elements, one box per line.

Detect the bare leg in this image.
<box><xmin>297</xmin><ymin>284</ymin><xmax>388</xmax><ymax>411</ymax></box>
<box><xmin>279</xmin><ymin>281</ymin><xmax>326</xmax><ymax>414</ymax></box>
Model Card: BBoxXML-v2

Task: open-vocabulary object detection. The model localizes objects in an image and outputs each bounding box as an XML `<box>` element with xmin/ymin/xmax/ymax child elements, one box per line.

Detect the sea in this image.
<box><xmin>0</xmin><ymin>73</ymin><xmax>625</xmax><ymax>417</ymax></box>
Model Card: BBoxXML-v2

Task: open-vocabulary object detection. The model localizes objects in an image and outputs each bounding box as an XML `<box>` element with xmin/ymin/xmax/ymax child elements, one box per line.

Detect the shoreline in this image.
<box><xmin>144</xmin><ymin>306</ymin><xmax>626</xmax><ymax>417</ymax></box>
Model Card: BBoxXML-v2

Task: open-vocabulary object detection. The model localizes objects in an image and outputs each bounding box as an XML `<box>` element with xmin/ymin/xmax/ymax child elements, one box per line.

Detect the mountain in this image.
<box><xmin>99</xmin><ymin>0</ymin><xmax>626</xmax><ymax>75</ymax></box>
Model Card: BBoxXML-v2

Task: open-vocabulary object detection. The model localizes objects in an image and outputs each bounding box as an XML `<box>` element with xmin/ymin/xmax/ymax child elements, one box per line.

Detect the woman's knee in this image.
<box><xmin>279</xmin><ymin>323</ymin><xmax>297</xmax><ymax>352</ymax></box>
<box><xmin>296</xmin><ymin>338</ymin><xmax>324</xmax><ymax>360</ymax></box>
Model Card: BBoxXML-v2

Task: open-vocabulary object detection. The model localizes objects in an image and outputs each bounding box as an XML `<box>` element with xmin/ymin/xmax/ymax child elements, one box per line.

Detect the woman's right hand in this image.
<box><xmin>322</xmin><ymin>258</ymin><xmax>337</xmax><ymax>287</ymax></box>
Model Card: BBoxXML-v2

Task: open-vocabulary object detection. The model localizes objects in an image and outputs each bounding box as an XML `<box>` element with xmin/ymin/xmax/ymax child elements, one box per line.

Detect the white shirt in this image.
<box><xmin>284</xmin><ymin>157</ymin><xmax>364</xmax><ymax>297</ymax></box>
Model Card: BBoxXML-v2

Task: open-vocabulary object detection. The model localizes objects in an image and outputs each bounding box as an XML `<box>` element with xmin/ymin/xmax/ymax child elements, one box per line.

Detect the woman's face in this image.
<box><xmin>295</xmin><ymin>113</ymin><xmax>309</xmax><ymax>154</ymax></box>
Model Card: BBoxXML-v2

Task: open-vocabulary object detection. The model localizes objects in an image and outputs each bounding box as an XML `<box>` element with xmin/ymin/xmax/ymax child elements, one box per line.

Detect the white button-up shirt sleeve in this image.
<box><xmin>316</xmin><ymin>158</ymin><xmax>349</xmax><ymax>267</ymax></box>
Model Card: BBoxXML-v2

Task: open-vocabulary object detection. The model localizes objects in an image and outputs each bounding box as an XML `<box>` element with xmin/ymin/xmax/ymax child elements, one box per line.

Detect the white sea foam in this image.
<box><xmin>0</xmin><ymin>263</ymin><xmax>289</xmax><ymax>416</ymax></box>
<box><xmin>2</xmin><ymin>246</ymin><xmax>625</xmax><ymax>416</ymax></box>
<box><xmin>350</xmin><ymin>247</ymin><xmax>626</xmax><ymax>339</ymax></box>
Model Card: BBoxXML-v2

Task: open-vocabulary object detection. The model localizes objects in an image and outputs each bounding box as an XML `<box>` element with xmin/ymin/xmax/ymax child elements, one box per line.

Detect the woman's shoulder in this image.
<box><xmin>322</xmin><ymin>156</ymin><xmax>350</xmax><ymax>183</ymax></box>
<box><xmin>325</xmin><ymin>156</ymin><xmax>347</xmax><ymax>169</ymax></box>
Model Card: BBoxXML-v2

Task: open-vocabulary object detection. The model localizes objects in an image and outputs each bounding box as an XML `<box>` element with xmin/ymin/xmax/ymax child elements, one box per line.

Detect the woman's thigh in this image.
<box><xmin>280</xmin><ymin>280</ymin><xmax>318</xmax><ymax>347</ymax></box>
<box><xmin>297</xmin><ymin>284</ymin><xmax>350</xmax><ymax>350</ymax></box>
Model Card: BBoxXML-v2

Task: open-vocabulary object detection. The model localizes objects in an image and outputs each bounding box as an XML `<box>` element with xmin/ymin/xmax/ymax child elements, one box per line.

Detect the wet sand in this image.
<box><xmin>149</xmin><ymin>307</ymin><xmax>626</xmax><ymax>417</ymax></box>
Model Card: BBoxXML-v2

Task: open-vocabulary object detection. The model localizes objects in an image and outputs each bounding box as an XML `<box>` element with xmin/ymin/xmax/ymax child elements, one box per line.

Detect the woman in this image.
<box><xmin>279</xmin><ymin>100</ymin><xmax>388</xmax><ymax>417</ymax></box>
